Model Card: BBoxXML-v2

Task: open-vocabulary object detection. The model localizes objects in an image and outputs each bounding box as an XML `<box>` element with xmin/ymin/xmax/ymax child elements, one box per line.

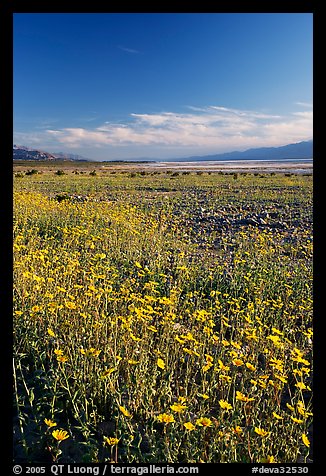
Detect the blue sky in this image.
<box><xmin>13</xmin><ymin>13</ymin><xmax>313</xmax><ymax>160</ymax></box>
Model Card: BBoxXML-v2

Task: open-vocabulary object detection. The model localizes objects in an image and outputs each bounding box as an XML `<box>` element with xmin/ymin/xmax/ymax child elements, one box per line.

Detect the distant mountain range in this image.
<box><xmin>173</xmin><ymin>140</ymin><xmax>313</xmax><ymax>162</ymax></box>
<box><xmin>13</xmin><ymin>144</ymin><xmax>57</xmax><ymax>161</ymax></box>
<box><xmin>13</xmin><ymin>145</ymin><xmax>88</xmax><ymax>161</ymax></box>
<box><xmin>13</xmin><ymin>140</ymin><xmax>313</xmax><ymax>162</ymax></box>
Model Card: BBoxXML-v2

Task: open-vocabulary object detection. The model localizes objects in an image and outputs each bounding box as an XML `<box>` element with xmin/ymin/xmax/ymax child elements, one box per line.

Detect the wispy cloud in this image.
<box><xmin>295</xmin><ymin>101</ymin><xmax>313</xmax><ymax>108</ymax></box>
<box><xmin>15</xmin><ymin>105</ymin><xmax>313</xmax><ymax>157</ymax></box>
<box><xmin>118</xmin><ymin>45</ymin><xmax>140</xmax><ymax>54</ymax></box>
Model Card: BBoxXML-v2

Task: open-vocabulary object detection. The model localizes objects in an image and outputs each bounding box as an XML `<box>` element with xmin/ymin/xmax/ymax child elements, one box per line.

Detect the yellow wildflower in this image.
<box><xmin>274</xmin><ymin>374</ymin><xmax>288</xmax><ymax>383</ymax></box>
<box><xmin>218</xmin><ymin>359</ymin><xmax>230</xmax><ymax>372</ymax></box>
<box><xmin>52</xmin><ymin>429</ymin><xmax>70</xmax><ymax>441</ymax></box>
<box><xmin>291</xmin><ymin>416</ymin><xmax>304</xmax><ymax>424</ymax></box>
<box><xmin>219</xmin><ymin>374</ymin><xmax>232</xmax><ymax>383</ymax></box>
<box><xmin>196</xmin><ymin>417</ymin><xmax>213</xmax><ymax>427</ymax></box>
<box><xmin>198</xmin><ymin>393</ymin><xmax>209</xmax><ymax>400</ymax></box>
<box><xmin>233</xmin><ymin>426</ymin><xmax>243</xmax><ymax>435</ymax></box>
<box><xmin>118</xmin><ymin>406</ymin><xmax>132</xmax><ymax>418</ymax></box>
<box><xmin>103</xmin><ymin>436</ymin><xmax>119</xmax><ymax>446</ymax></box>
<box><xmin>101</xmin><ymin>368</ymin><xmax>117</xmax><ymax>378</ymax></box>
<box><xmin>297</xmin><ymin>402</ymin><xmax>313</xmax><ymax>418</ymax></box>
<box><xmin>245</xmin><ymin>362</ymin><xmax>256</xmax><ymax>371</ymax></box>
<box><xmin>232</xmin><ymin>358</ymin><xmax>244</xmax><ymax>367</ymax></box>
<box><xmin>44</xmin><ymin>419</ymin><xmax>57</xmax><ymax>428</ymax></box>
<box><xmin>267</xmin><ymin>334</ymin><xmax>281</xmax><ymax>345</ymax></box>
<box><xmin>236</xmin><ymin>391</ymin><xmax>254</xmax><ymax>402</ymax></box>
<box><xmin>183</xmin><ymin>422</ymin><xmax>196</xmax><ymax>431</ymax></box>
<box><xmin>301</xmin><ymin>434</ymin><xmax>310</xmax><ymax>448</ymax></box>
<box><xmin>272</xmin><ymin>412</ymin><xmax>283</xmax><ymax>420</ymax></box>
<box><xmin>219</xmin><ymin>400</ymin><xmax>233</xmax><ymax>411</ymax></box>
<box><xmin>254</xmin><ymin>427</ymin><xmax>269</xmax><ymax>437</ymax></box>
<box><xmin>157</xmin><ymin>358</ymin><xmax>165</xmax><ymax>370</ymax></box>
<box><xmin>157</xmin><ymin>413</ymin><xmax>174</xmax><ymax>424</ymax></box>
<box><xmin>170</xmin><ymin>403</ymin><xmax>187</xmax><ymax>413</ymax></box>
<box><xmin>260</xmin><ymin>456</ymin><xmax>276</xmax><ymax>463</ymax></box>
<box><xmin>202</xmin><ymin>362</ymin><xmax>213</xmax><ymax>372</ymax></box>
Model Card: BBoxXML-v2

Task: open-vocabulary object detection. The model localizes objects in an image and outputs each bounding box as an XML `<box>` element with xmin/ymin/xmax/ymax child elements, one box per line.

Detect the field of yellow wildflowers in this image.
<box><xmin>13</xmin><ymin>168</ymin><xmax>313</xmax><ymax>463</ymax></box>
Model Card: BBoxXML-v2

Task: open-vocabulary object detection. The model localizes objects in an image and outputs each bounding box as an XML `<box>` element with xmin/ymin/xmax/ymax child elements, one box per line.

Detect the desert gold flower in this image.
<box><xmin>202</xmin><ymin>362</ymin><xmax>213</xmax><ymax>372</ymax></box>
<box><xmin>232</xmin><ymin>358</ymin><xmax>244</xmax><ymax>367</ymax></box>
<box><xmin>233</xmin><ymin>426</ymin><xmax>243</xmax><ymax>435</ymax></box>
<box><xmin>183</xmin><ymin>422</ymin><xmax>196</xmax><ymax>431</ymax></box>
<box><xmin>236</xmin><ymin>391</ymin><xmax>254</xmax><ymax>402</ymax></box>
<box><xmin>222</xmin><ymin>339</ymin><xmax>230</xmax><ymax>347</ymax></box>
<box><xmin>254</xmin><ymin>427</ymin><xmax>269</xmax><ymax>437</ymax></box>
<box><xmin>52</xmin><ymin>429</ymin><xmax>70</xmax><ymax>441</ymax></box>
<box><xmin>290</xmin><ymin>416</ymin><xmax>304</xmax><ymax>424</ymax></box>
<box><xmin>274</xmin><ymin>374</ymin><xmax>288</xmax><ymax>384</ymax></box>
<box><xmin>80</xmin><ymin>347</ymin><xmax>101</xmax><ymax>357</ymax></box>
<box><xmin>286</xmin><ymin>403</ymin><xmax>295</xmax><ymax>412</ymax></box>
<box><xmin>198</xmin><ymin>393</ymin><xmax>209</xmax><ymax>400</ymax></box>
<box><xmin>297</xmin><ymin>401</ymin><xmax>313</xmax><ymax>418</ymax></box>
<box><xmin>157</xmin><ymin>358</ymin><xmax>165</xmax><ymax>370</ymax></box>
<box><xmin>218</xmin><ymin>359</ymin><xmax>230</xmax><ymax>372</ymax></box>
<box><xmin>260</xmin><ymin>456</ymin><xmax>276</xmax><ymax>463</ymax></box>
<box><xmin>44</xmin><ymin>418</ymin><xmax>57</xmax><ymax>428</ymax></box>
<box><xmin>118</xmin><ymin>406</ymin><xmax>132</xmax><ymax>418</ymax></box>
<box><xmin>170</xmin><ymin>403</ymin><xmax>187</xmax><ymax>413</ymax></box>
<box><xmin>101</xmin><ymin>368</ymin><xmax>117</xmax><ymax>378</ymax></box>
<box><xmin>219</xmin><ymin>374</ymin><xmax>232</xmax><ymax>383</ymax></box>
<box><xmin>219</xmin><ymin>400</ymin><xmax>233</xmax><ymax>411</ymax></box>
<box><xmin>301</xmin><ymin>433</ymin><xmax>310</xmax><ymax>448</ymax></box>
<box><xmin>267</xmin><ymin>334</ymin><xmax>281</xmax><ymax>345</ymax></box>
<box><xmin>103</xmin><ymin>436</ymin><xmax>119</xmax><ymax>446</ymax></box>
<box><xmin>157</xmin><ymin>413</ymin><xmax>175</xmax><ymax>424</ymax></box>
<box><xmin>245</xmin><ymin>362</ymin><xmax>256</xmax><ymax>371</ymax></box>
<box><xmin>196</xmin><ymin>417</ymin><xmax>213</xmax><ymax>427</ymax></box>
<box><xmin>272</xmin><ymin>412</ymin><xmax>283</xmax><ymax>420</ymax></box>
<box><xmin>56</xmin><ymin>355</ymin><xmax>68</xmax><ymax>363</ymax></box>
<box><xmin>129</xmin><ymin>332</ymin><xmax>141</xmax><ymax>342</ymax></box>
<box><xmin>47</xmin><ymin>328</ymin><xmax>56</xmax><ymax>337</ymax></box>
<box><xmin>295</xmin><ymin>382</ymin><xmax>307</xmax><ymax>390</ymax></box>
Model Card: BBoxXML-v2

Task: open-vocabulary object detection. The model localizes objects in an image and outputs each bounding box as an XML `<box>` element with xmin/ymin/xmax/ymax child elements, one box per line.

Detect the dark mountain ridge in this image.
<box><xmin>175</xmin><ymin>140</ymin><xmax>313</xmax><ymax>162</ymax></box>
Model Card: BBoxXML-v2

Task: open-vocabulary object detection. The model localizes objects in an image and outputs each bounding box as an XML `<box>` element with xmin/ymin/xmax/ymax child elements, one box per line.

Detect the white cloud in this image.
<box><xmin>15</xmin><ymin>104</ymin><xmax>312</xmax><ymax>158</ymax></box>
<box><xmin>295</xmin><ymin>102</ymin><xmax>313</xmax><ymax>108</ymax></box>
<box><xmin>118</xmin><ymin>45</ymin><xmax>140</xmax><ymax>54</ymax></box>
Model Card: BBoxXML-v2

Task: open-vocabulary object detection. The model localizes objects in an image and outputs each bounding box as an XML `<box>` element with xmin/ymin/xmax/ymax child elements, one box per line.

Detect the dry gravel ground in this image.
<box><xmin>13</xmin><ymin>159</ymin><xmax>313</xmax><ymax>175</ymax></box>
